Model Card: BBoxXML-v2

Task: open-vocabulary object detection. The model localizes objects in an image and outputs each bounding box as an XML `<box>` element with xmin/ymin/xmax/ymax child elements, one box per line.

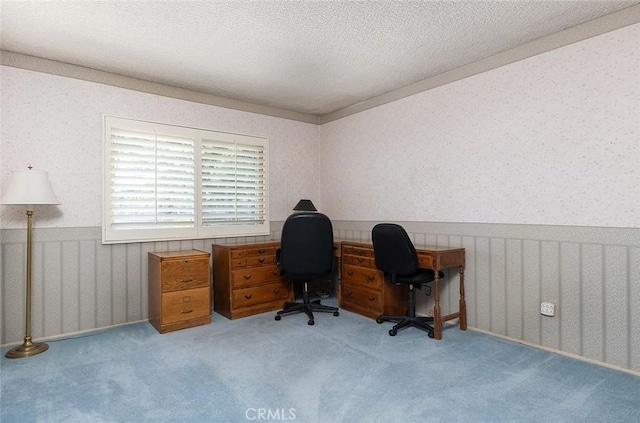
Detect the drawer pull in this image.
<box><xmin>258</xmin><ymin>257</ymin><xmax>265</xmax><ymax>263</ymax></box>
<box><xmin>179</xmin><ymin>278</ymin><xmax>193</xmax><ymax>283</ymax></box>
<box><xmin>273</xmin><ymin>288</ymin><xmax>280</xmax><ymax>294</ymax></box>
<box><xmin>368</xmin><ymin>295</ymin><xmax>375</xmax><ymax>302</ymax></box>
<box><xmin>244</xmin><ymin>294</ymin><xmax>253</xmax><ymax>300</ymax></box>
<box><xmin>243</xmin><ymin>274</ymin><xmax>252</xmax><ymax>280</ymax></box>
<box><xmin>347</xmin><ymin>270</ymin><xmax>353</xmax><ymax>276</ymax></box>
<box><xmin>366</xmin><ymin>275</ymin><xmax>375</xmax><ymax>281</ymax></box>
<box><xmin>346</xmin><ymin>290</ymin><xmax>353</xmax><ymax>296</ymax></box>
<box><xmin>357</xmin><ymin>249</ymin><xmax>364</xmax><ymax>255</ymax></box>
<box><xmin>357</xmin><ymin>257</ymin><xmax>364</xmax><ymax>263</ymax></box>
<box><xmin>272</xmin><ymin>270</ymin><xmax>279</xmax><ymax>275</ymax></box>
<box><xmin>258</xmin><ymin>249</ymin><xmax>265</xmax><ymax>254</ymax></box>
<box><xmin>180</xmin><ymin>309</ymin><xmax>194</xmax><ymax>314</ymax></box>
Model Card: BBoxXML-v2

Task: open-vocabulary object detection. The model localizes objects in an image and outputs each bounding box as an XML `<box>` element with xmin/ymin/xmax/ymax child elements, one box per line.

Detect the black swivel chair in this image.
<box><xmin>274</xmin><ymin>212</ymin><xmax>339</xmax><ymax>325</ymax></box>
<box><xmin>372</xmin><ymin>223</ymin><xmax>444</xmax><ymax>338</ymax></box>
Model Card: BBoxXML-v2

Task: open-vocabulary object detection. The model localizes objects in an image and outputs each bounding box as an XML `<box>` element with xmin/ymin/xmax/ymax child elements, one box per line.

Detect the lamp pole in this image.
<box><xmin>5</xmin><ymin>206</ymin><xmax>49</xmax><ymax>358</ymax></box>
<box><xmin>1</xmin><ymin>166</ymin><xmax>59</xmax><ymax>358</ymax></box>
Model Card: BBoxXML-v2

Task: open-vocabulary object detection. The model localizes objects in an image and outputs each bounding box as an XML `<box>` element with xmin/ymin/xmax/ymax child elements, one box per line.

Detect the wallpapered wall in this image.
<box><xmin>2</xmin><ymin>24</ymin><xmax>637</xmax><ymax>230</ymax></box>
<box><xmin>320</xmin><ymin>23</ymin><xmax>639</xmax><ymax>228</ymax></box>
<box><xmin>0</xmin><ymin>67</ymin><xmax>321</xmax><ymax>229</ymax></box>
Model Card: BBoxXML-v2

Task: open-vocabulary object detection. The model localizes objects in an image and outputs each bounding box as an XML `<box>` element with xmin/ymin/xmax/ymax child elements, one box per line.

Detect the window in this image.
<box><xmin>103</xmin><ymin>116</ymin><xmax>269</xmax><ymax>244</ymax></box>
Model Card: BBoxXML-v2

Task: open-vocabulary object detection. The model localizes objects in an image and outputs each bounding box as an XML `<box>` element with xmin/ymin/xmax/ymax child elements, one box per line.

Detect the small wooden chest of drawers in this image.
<box><xmin>148</xmin><ymin>250</ymin><xmax>211</xmax><ymax>333</ymax></box>
<box><xmin>340</xmin><ymin>242</ymin><xmax>408</xmax><ymax>319</ymax></box>
<box><xmin>212</xmin><ymin>241</ymin><xmax>292</xmax><ymax>319</ymax></box>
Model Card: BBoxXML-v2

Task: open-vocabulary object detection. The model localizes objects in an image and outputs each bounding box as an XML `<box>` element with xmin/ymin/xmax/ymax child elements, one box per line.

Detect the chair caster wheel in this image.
<box><xmin>333</xmin><ymin>311</ymin><xmax>339</xmax><ymax>316</ymax></box>
<box><xmin>389</xmin><ymin>329</ymin><xmax>397</xmax><ymax>336</ymax></box>
<box><xmin>275</xmin><ymin>315</ymin><xmax>281</xmax><ymax>321</ymax></box>
<box><xmin>308</xmin><ymin>319</ymin><xmax>314</xmax><ymax>325</ymax></box>
<box><xmin>428</xmin><ymin>331</ymin><xmax>434</xmax><ymax>338</ymax></box>
<box><xmin>376</xmin><ymin>317</ymin><xmax>384</xmax><ymax>324</ymax></box>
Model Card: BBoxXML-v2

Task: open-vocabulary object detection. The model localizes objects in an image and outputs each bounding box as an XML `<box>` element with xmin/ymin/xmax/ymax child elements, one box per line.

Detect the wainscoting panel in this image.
<box><xmin>1</xmin><ymin>222</ymin><xmax>638</xmax><ymax>374</ymax></box>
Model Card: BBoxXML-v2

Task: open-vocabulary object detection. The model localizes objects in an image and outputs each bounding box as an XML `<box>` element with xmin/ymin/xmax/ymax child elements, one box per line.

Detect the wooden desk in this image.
<box><xmin>340</xmin><ymin>241</ymin><xmax>465</xmax><ymax>340</ymax></box>
<box><xmin>212</xmin><ymin>240</ymin><xmax>342</xmax><ymax>319</ymax></box>
<box><xmin>212</xmin><ymin>241</ymin><xmax>291</xmax><ymax>319</ymax></box>
<box><xmin>212</xmin><ymin>239</ymin><xmax>466</xmax><ymax>340</ymax></box>
<box><xmin>415</xmin><ymin>246</ymin><xmax>466</xmax><ymax>340</ymax></box>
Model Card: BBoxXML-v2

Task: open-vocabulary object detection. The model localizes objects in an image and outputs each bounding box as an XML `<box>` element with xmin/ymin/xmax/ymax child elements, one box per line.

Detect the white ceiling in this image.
<box><xmin>1</xmin><ymin>1</ymin><xmax>638</xmax><ymax>116</ymax></box>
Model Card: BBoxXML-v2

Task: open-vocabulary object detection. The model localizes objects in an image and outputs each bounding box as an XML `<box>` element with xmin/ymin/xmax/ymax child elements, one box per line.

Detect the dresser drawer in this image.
<box><xmin>342</xmin><ymin>245</ymin><xmax>374</xmax><ymax>258</ymax></box>
<box><xmin>231</xmin><ymin>257</ymin><xmax>247</xmax><ymax>268</ymax></box>
<box><xmin>161</xmin><ymin>287</ymin><xmax>210</xmax><ymax>325</ymax></box>
<box><xmin>232</xmin><ymin>265</ymin><xmax>281</xmax><ymax>288</ymax></box>
<box><xmin>343</xmin><ymin>255</ymin><xmax>376</xmax><ymax>268</ymax></box>
<box><xmin>247</xmin><ymin>255</ymin><xmax>276</xmax><ymax>267</ymax></box>
<box><xmin>417</xmin><ymin>253</ymin><xmax>434</xmax><ymax>269</ymax></box>
<box><xmin>341</xmin><ymin>283</ymin><xmax>383</xmax><ymax>313</ymax></box>
<box><xmin>230</xmin><ymin>249</ymin><xmax>247</xmax><ymax>259</ymax></box>
<box><xmin>232</xmin><ymin>281</ymin><xmax>290</xmax><ymax>309</ymax></box>
<box><xmin>231</xmin><ymin>255</ymin><xmax>276</xmax><ymax>268</ymax></box>
<box><xmin>231</xmin><ymin>247</ymin><xmax>278</xmax><ymax>269</ymax></box>
<box><xmin>161</xmin><ymin>258</ymin><xmax>209</xmax><ymax>292</ymax></box>
<box><xmin>247</xmin><ymin>246</ymin><xmax>278</xmax><ymax>256</ymax></box>
<box><xmin>343</xmin><ymin>264</ymin><xmax>383</xmax><ymax>289</ymax></box>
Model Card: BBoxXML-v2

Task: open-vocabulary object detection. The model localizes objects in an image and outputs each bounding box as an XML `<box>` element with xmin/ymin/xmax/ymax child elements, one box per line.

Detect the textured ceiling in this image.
<box><xmin>1</xmin><ymin>1</ymin><xmax>637</xmax><ymax>116</ymax></box>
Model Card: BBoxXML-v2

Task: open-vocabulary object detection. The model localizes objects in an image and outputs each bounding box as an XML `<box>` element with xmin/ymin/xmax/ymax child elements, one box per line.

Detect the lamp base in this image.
<box><xmin>5</xmin><ymin>337</ymin><xmax>49</xmax><ymax>359</ymax></box>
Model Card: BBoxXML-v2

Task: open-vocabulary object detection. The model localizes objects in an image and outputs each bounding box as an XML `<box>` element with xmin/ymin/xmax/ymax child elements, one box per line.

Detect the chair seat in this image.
<box><xmin>394</xmin><ymin>268</ymin><xmax>443</xmax><ymax>285</ymax></box>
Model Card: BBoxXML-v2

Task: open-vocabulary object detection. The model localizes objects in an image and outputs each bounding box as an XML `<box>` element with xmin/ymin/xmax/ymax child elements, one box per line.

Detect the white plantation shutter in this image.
<box><xmin>109</xmin><ymin>128</ymin><xmax>195</xmax><ymax>229</ymax></box>
<box><xmin>201</xmin><ymin>138</ymin><xmax>267</xmax><ymax>227</ymax></box>
<box><xmin>103</xmin><ymin>116</ymin><xmax>269</xmax><ymax>243</ymax></box>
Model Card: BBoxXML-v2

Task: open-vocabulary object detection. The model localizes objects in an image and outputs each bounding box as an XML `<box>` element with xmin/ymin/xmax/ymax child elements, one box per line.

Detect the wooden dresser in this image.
<box><xmin>148</xmin><ymin>249</ymin><xmax>211</xmax><ymax>333</ymax></box>
<box><xmin>340</xmin><ymin>242</ymin><xmax>408</xmax><ymax>319</ymax></box>
<box><xmin>212</xmin><ymin>241</ymin><xmax>292</xmax><ymax>319</ymax></box>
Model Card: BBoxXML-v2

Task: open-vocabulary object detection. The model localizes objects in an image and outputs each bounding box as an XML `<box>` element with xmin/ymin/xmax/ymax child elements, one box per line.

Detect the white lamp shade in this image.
<box><xmin>1</xmin><ymin>169</ymin><xmax>60</xmax><ymax>205</ymax></box>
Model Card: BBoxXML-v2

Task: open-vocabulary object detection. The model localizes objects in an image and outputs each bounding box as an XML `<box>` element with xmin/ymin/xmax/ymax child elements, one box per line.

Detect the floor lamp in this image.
<box><xmin>1</xmin><ymin>166</ymin><xmax>59</xmax><ymax>359</ymax></box>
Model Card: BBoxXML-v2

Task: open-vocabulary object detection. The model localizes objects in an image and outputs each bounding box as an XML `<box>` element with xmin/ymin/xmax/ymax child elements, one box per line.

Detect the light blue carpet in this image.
<box><xmin>2</xmin><ymin>301</ymin><xmax>640</xmax><ymax>422</ymax></box>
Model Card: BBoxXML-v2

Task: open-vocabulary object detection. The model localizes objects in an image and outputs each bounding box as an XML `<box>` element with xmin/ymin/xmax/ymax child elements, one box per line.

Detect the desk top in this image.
<box><xmin>210</xmin><ymin>239</ymin><xmax>464</xmax><ymax>269</ymax></box>
<box><xmin>342</xmin><ymin>240</ymin><xmax>463</xmax><ymax>253</ymax></box>
<box><xmin>149</xmin><ymin>249</ymin><xmax>210</xmax><ymax>259</ymax></box>
<box><xmin>211</xmin><ymin>239</ymin><xmax>463</xmax><ymax>253</ymax></box>
<box><xmin>342</xmin><ymin>241</ymin><xmax>464</xmax><ymax>270</ymax></box>
<box><xmin>212</xmin><ymin>240</ymin><xmax>280</xmax><ymax>248</ymax></box>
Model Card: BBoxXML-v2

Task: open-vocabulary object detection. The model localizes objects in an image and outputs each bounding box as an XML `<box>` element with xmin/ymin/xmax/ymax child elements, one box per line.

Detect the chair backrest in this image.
<box><xmin>279</xmin><ymin>212</ymin><xmax>334</xmax><ymax>280</ymax></box>
<box><xmin>372</xmin><ymin>223</ymin><xmax>419</xmax><ymax>276</ymax></box>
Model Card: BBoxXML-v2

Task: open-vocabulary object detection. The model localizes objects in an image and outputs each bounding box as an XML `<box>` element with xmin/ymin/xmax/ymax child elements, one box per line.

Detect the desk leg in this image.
<box><xmin>433</xmin><ymin>271</ymin><xmax>442</xmax><ymax>340</ymax></box>
<box><xmin>459</xmin><ymin>265</ymin><xmax>467</xmax><ymax>331</ymax></box>
<box><xmin>337</xmin><ymin>256</ymin><xmax>342</xmax><ymax>305</ymax></box>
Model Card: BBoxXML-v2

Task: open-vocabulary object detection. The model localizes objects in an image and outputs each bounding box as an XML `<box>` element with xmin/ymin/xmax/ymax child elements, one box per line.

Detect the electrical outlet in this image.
<box><xmin>541</xmin><ymin>302</ymin><xmax>555</xmax><ymax>317</ymax></box>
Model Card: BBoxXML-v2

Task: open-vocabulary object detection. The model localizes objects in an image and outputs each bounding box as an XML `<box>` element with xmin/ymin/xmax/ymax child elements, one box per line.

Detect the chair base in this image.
<box><xmin>376</xmin><ymin>314</ymin><xmax>434</xmax><ymax>338</ymax></box>
<box><xmin>376</xmin><ymin>284</ymin><xmax>434</xmax><ymax>338</ymax></box>
<box><xmin>275</xmin><ymin>283</ymin><xmax>339</xmax><ymax>325</ymax></box>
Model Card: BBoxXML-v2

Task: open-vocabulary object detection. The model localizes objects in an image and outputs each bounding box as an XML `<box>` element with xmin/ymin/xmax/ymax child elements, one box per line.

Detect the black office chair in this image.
<box><xmin>274</xmin><ymin>212</ymin><xmax>339</xmax><ymax>325</ymax></box>
<box><xmin>372</xmin><ymin>223</ymin><xmax>444</xmax><ymax>338</ymax></box>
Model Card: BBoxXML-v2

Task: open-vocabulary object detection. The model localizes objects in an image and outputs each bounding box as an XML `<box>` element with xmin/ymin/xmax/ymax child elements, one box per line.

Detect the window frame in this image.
<box><xmin>102</xmin><ymin>116</ymin><xmax>269</xmax><ymax>244</ymax></box>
